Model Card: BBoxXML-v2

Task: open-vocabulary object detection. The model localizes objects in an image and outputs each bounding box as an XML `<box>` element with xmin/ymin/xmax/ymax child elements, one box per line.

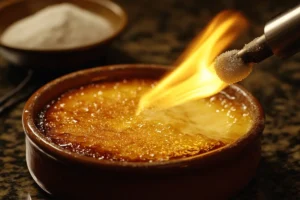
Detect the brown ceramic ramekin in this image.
<box><xmin>22</xmin><ymin>64</ymin><xmax>264</xmax><ymax>200</ymax></box>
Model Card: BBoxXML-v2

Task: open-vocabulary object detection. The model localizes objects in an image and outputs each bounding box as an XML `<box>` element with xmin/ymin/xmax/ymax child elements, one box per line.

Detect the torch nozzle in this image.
<box><xmin>236</xmin><ymin>35</ymin><xmax>273</xmax><ymax>64</ymax></box>
<box><xmin>214</xmin><ymin>4</ymin><xmax>300</xmax><ymax>84</ymax></box>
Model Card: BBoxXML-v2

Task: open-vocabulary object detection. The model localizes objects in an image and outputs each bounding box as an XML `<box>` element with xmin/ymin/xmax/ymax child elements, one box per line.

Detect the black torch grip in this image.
<box><xmin>264</xmin><ymin>4</ymin><xmax>300</xmax><ymax>58</ymax></box>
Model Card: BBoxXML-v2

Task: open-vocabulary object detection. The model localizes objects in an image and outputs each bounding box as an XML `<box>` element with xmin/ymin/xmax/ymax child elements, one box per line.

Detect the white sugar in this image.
<box><xmin>214</xmin><ymin>50</ymin><xmax>252</xmax><ymax>84</ymax></box>
<box><xmin>1</xmin><ymin>3</ymin><xmax>113</xmax><ymax>50</ymax></box>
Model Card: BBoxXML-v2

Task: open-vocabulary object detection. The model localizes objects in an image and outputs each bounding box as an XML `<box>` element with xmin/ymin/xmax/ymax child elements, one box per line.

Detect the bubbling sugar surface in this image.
<box><xmin>38</xmin><ymin>79</ymin><xmax>252</xmax><ymax>162</ymax></box>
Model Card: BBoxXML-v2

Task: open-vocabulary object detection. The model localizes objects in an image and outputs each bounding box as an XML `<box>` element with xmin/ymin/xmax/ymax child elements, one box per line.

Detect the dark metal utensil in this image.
<box><xmin>0</xmin><ymin>69</ymin><xmax>33</xmax><ymax>114</ymax></box>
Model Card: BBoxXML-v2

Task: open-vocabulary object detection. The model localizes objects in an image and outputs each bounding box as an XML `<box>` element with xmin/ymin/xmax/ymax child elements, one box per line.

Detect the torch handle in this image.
<box><xmin>237</xmin><ymin>4</ymin><xmax>300</xmax><ymax>63</ymax></box>
<box><xmin>265</xmin><ymin>4</ymin><xmax>300</xmax><ymax>58</ymax></box>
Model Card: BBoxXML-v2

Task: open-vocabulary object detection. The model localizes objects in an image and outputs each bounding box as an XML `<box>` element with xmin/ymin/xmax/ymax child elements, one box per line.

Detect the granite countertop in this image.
<box><xmin>0</xmin><ymin>0</ymin><xmax>299</xmax><ymax>199</ymax></box>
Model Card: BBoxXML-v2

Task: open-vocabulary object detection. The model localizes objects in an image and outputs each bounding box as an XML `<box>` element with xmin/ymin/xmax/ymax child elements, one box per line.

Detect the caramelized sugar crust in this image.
<box><xmin>37</xmin><ymin>79</ymin><xmax>252</xmax><ymax>162</ymax></box>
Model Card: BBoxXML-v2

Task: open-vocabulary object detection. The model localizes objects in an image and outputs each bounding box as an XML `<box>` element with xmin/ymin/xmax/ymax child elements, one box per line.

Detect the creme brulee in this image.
<box><xmin>37</xmin><ymin>79</ymin><xmax>252</xmax><ymax>162</ymax></box>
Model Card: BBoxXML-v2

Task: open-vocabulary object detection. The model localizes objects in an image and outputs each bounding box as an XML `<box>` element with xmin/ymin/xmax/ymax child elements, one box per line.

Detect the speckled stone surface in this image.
<box><xmin>0</xmin><ymin>0</ymin><xmax>299</xmax><ymax>199</ymax></box>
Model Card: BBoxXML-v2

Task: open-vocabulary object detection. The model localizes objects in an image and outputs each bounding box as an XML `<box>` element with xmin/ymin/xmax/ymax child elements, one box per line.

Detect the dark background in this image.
<box><xmin>0</xmin><ymin>0</ymin><xmax>299</xmax><ymax>199</ymax></box>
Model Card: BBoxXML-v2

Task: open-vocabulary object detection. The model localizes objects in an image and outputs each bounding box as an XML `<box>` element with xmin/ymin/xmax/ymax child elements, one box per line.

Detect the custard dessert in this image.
<box><xmin>37</xmin><ymin>79</ymin><xmax>252</xmax><ymax>162</ymax></box>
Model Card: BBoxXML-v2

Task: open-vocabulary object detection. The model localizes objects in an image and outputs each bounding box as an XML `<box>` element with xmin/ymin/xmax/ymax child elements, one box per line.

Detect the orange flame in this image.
<box><xmin>137</xmin><ymin>11</ymin><xmax>248</xmax><ymax>114</ymax></box>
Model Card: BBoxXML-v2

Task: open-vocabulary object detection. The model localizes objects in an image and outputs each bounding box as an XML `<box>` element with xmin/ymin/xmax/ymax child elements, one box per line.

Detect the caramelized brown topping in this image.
<box><xmin>38</xmin><ymin>79</ymin><xmax>252</xmax><ymax>162</ymax></box>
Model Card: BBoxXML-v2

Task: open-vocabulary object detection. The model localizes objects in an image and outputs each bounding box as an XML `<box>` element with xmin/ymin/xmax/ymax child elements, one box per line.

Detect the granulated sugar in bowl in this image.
<box><xmin>1</xmin><ymin>3</ymin><xmax>113</xmax><ymax>50</ymax></box>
